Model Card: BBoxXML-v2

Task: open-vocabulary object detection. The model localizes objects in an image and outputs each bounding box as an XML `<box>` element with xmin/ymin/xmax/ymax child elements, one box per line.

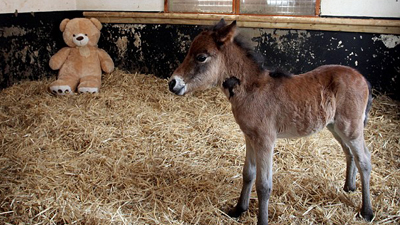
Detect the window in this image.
<box><xmin>169</xmin><ymin>0</ymin><xmax>233</xmax><ymax>13</ymax></box>
<box><xmin>167</xmin><ymin>0</ymin><xmax>317</xmax><ymax>16</ymax></box>
<box><xmin>240</xmin><ymin>0</ymin><xmax>316</xmax><ymax>15</ymax></box>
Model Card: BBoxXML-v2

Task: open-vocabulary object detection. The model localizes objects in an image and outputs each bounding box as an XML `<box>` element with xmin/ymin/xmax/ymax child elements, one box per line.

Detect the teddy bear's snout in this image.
<box><xmin>73</xmin><ymin>33</ymin><xmax>89</xmax><ymax>47</ymax></box>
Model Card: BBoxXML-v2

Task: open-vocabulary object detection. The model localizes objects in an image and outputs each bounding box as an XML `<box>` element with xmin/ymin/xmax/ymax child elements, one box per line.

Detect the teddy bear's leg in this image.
<box><xmin>49</xmin><ymin>76</ymin><xmax>80</xmax><ymax>95</ymax></box>
<box><xmin>78</xmin><ymin>75</ymin><xmax>101</xmax><ymax>94</ymax></box>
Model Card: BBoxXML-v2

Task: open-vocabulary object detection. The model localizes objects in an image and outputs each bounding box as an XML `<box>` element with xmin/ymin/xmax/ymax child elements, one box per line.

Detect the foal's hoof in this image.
<box><xmin>361</xmin><ymin>209</ymin><xmax>374</xmax><ymax>222</ymax></box>
<box><xmin>228</xmin><ymin>206</ymin><xmax>247</xmax><ymax>218</ymax></box>
<box><xmin>343</xmin><ymin>185</ymin><xmax>356</xmax><ymax>192</ymax></box>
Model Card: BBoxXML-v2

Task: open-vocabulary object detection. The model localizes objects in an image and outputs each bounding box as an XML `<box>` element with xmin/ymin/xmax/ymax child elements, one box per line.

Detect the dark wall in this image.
<box><xmin>253</xmin><ymin>29</ymin><xmax>400</xmax><ymax>97</ymax></box>
<box><xmin>1</xmin><ymin>12</ymin><xmax>399</xmax><ymax>99</ymax></box>
<box><xmin>0</xmin><ymin>11</ymin><xmax>83</xmax><ymax>88</ymax></box>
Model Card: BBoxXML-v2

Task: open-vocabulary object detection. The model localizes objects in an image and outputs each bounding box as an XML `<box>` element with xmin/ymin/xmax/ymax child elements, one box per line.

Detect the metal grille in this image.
<box><xmin>169</xmin><ymin>0</ymin><xmax>233</xmax><ymax>13</ymax></box>
<box><xmin>240</xmin><ymin>0</ymin><xmax>316</xmax><ymax>15</ymax></box>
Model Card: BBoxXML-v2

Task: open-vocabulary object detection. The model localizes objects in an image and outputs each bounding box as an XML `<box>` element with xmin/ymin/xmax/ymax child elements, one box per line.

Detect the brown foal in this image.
<box><xmin>168</xmin><ymin>19</ymin><xmax>374</xmax><ymax>225</ymax></box>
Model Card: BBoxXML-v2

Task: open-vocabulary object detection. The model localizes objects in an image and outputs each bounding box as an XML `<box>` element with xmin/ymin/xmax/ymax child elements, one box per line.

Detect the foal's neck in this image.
<box><xmin>220</xmin><ymin>43</ymin><xmax>267</xmax><ymax>98</ymax></box>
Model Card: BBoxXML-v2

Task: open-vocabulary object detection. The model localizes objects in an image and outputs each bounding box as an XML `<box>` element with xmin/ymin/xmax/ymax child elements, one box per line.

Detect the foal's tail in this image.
<box><xmin>364</xmin><ymin>79</ymin><xmax>373</xmax><ymax>127</ymax></box>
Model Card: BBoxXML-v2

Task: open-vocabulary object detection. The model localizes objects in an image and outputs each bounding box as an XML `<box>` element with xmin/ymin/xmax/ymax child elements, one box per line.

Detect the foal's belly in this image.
<box><xmin>276</xmin><ymin>121</ymin><xmax>328</xmax><ymax>138</ymax></box>
<box><xmin>276</xmin><ymin>105</ymin><xmax>335</xmax><ymax>138</ymax></box>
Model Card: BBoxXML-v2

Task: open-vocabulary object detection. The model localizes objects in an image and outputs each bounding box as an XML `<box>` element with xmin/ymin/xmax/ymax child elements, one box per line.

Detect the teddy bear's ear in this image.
<box><xmin>60</xmin><ymin>19</ymin><xmax>70</xmax><ymax>32</ymax></box>
<box><xmin>90</xmin><ymin>18</ymin><xmax>103</xmax><ymax>30</ymax></box>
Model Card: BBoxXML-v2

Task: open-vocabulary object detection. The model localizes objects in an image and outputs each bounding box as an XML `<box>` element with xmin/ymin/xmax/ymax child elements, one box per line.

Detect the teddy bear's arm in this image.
<box><xmin>49</xmin><ymin>47</ymin><xmax>71</xmax><ymax>70</ymax></box>
<box><xmin>97</xmin><ymin>49</ymin><xmax>115</xmax><ymax>73</ymax></box>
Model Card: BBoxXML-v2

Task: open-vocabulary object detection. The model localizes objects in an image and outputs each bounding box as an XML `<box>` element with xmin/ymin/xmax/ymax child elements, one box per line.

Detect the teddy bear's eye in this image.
<box><xmin>73</xmin><ymin>34</ymin><xmax>76</xmax><ymax>37</ymax></box>
<box><xmin>85</xmin><ymin>34</ymin><xmax>88</xmax><ymax>36</ymax></box>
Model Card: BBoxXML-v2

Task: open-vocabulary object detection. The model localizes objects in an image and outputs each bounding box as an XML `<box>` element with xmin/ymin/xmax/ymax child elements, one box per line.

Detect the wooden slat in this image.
<box><xmin>164</xmin><ymin>0</ymin><xmax>169</xmax><ymax>13</ymax></box>
<box><xmin>83</xmin><ymin>12</ymin><xmax>400</xmax><ymax>34</ymax></box>
<box><xmin>315</xmin><ymin>0</ymin><xmax>321</xmax><ymax>16</ymax></box>
<box><xmin>233</xmin><ymin>0</ymin><xmax>240</xmax><ymax>15</ymax></box>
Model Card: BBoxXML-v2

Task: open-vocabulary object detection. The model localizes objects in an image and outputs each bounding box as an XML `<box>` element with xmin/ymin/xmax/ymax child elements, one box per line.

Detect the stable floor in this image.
<box><xmin>0</xmin><ymin>70</ymin><xmax>399</xmax><ymax>224</ymax></box>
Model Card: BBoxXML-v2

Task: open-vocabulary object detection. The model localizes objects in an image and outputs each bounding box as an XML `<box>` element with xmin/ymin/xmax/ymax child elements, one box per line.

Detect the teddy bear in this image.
<box><xmin>49</xmin><ymin>18</ymin><xmax>114</xmax><ymax>95</ymax></box>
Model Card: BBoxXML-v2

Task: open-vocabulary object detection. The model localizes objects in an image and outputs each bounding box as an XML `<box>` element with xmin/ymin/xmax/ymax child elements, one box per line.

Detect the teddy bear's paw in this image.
<box><xmin>78</xmin><ymin>87</ymin><xmax>99</xmax><ymax>94</ymax></box>
<box><xmin>50</xmin><ymin>85</ymin><xmax>73</xmax><ymax>95</ymax></box>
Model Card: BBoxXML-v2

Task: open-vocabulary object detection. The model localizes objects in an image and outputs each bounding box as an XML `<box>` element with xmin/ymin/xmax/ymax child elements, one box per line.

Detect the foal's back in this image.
<box><xmin>238</xmin><ymin>65</ymin><xmax>370</xmax><ymax>138</ymax></box>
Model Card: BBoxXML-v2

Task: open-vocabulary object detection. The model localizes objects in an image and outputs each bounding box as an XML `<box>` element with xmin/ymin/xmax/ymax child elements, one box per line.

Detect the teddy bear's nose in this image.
<box><xmin>76</xmin><ymin>36</ymin><xmax>84</xmax><ymax>41</ymax></box>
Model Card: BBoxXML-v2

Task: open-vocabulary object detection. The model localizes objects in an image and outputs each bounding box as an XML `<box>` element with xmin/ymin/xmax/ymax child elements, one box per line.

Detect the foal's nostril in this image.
<box><xmin>76</xmin><ymin>36</ymin><xmax>84</xmax><ymax>41</ymax></box>
<box><xmin>168</xmin><ymin>79</ymin><xmax>176</xmax><ymax>92</ymax></box>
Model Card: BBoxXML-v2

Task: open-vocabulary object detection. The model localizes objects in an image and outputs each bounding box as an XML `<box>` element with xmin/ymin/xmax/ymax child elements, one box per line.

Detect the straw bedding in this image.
<box><xmin>0</xmin><ymin>70</ymin><xmax>399</xmax><ymax>225</ymax></box>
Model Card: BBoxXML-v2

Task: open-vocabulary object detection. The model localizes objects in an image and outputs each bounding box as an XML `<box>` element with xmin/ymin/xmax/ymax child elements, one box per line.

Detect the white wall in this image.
<box><xmin>1</xmin><ymin>0</ymin><xmax>399</xmax><ymax>18</ymax></box>
<box><xmin>76</xmin><ymin>0</ymin><xmax>164</xmax><ymax>12</ymax></box>
<box><xmin>0</xmin><ymin>0</ymin><xmax>76</xmax><ymax>14</ymax></box>
<box><xmin>321</xmin><ymin>0</ymin><xmax>400</xmax><ymax>18</ymax></box>
<box><xmin>0</xmin><ymin>0</ymin><xmax>164</xmax><ymax>14</ymax></box>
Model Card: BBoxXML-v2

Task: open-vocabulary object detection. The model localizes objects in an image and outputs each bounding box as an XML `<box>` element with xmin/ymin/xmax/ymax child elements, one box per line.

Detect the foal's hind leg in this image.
<box><xmin>327</xmin><ymin>124</ymin><xmax>357</xmax><ymax>192</ymax></box>
<box><xmin>333</xmin><ymin>123</ymin><xmax>374</xmax><ymax>221</ymax></box>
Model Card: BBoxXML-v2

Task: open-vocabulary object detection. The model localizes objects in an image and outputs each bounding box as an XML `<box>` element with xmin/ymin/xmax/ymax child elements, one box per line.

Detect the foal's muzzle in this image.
<box><xmin>168</xmin><ymin>76</ymin><xmax>186</xmax><ymax>95</ymax></box>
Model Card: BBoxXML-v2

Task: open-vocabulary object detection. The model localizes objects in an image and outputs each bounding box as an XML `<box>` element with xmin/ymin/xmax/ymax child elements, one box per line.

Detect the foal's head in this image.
<box><xmin>169</xmin><ymin>19</ymin><xmax>238</xmax><ymax>95</ymax></box>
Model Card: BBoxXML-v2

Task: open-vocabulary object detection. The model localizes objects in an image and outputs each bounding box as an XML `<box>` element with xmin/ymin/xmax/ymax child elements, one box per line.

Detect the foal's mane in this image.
<box><xmin>210</xmin><ymin>21</ymin><xmax>292</xmax><ymax>78</ymax></box>
<box><xmin>233</xmin><ymin>34</ymin><xmax>266</xmax><ymax>72</ymax></box>
<box><xmin>234</xmin><ymin>35</ymin><xmax>292</xmax><ymax>78</ymax></box>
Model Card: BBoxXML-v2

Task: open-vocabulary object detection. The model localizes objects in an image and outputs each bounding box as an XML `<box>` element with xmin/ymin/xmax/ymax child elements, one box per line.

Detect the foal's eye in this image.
<box><xmin>196</xmin><ymin>54</ymin><xmax>208</xmax><ymax>63</ymax></box>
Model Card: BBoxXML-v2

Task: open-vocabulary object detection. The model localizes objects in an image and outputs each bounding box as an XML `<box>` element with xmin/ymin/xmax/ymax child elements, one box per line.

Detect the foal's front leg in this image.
<box><xmin>254</xmin><ymin>139</ymin><xmax>275</xmax><ymax>225</ymax></box>
<box><xmin>229</xmin><ymin>136</ymin><xmax>256</xmax><ymax>217</ymax></box>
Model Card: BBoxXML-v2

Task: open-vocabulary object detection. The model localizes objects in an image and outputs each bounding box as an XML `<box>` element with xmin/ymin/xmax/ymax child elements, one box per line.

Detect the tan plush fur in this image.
<box><xmin>49</xmin><ymin>18</ymin><xmax>114</xmax><ymax>95</ymax></box>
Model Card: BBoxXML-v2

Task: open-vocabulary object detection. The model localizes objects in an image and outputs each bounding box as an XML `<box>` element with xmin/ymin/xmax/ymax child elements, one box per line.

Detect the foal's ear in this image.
<box><xmin>215</xmin><ymin>20</ymin><xmax>237</xmax><ymax>45</ymax></box>
<box><xmin>214</xmin><ymin>18</ymin><xmax>227</xmax><ymax>30</ymax></box>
